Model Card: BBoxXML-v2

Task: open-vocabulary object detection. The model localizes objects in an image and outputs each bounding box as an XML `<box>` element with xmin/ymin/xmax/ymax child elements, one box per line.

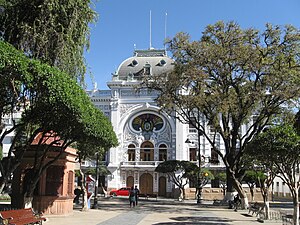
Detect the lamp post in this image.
<box><xmin>92</xmin><ymin>152</ymin><xmax>99</xmax><ymax>209</ymax></box>
<box><xmin>186</xmin><ymin>130</ymin><xmax>203</xmax><ymax>204</ymax></box>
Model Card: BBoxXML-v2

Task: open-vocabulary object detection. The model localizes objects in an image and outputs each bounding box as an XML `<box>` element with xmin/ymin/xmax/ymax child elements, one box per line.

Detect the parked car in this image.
<box><xmin>109</xmin><ymin>187</ymin><xmax>131</xmax><ymax>196</ymax></box>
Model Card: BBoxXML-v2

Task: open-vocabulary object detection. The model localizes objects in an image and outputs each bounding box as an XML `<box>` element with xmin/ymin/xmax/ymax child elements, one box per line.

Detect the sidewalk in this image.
<box><xmin>44</xmin><ymin>197</ymin><xmax>282</xmax><ymax>225</ymax></box>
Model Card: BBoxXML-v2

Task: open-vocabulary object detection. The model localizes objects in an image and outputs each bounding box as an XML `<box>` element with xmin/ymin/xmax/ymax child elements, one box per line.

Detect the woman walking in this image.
<box><xmin>129</xmin><ymin>186</ymin><xmax>136</xmax><ymax>208</ymax></box>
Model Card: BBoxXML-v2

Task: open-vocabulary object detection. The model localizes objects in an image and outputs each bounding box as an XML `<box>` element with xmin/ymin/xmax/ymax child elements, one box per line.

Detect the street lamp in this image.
<box><xmin>186</xmin><ymin>130</ymin><xmax>203</xmax><ymax>204</ymax></box>
<box><xmin>92</xmin><ymin>152</ymin><xmax>99</xmax><ymax>209</ymax></box>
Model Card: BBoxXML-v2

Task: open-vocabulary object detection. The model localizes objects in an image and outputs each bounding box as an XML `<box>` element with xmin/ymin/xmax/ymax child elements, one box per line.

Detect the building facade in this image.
<box><xmin>87</xmin><ymin>48</ymin><xmax>228</xmax><ymax>197</ymax></box>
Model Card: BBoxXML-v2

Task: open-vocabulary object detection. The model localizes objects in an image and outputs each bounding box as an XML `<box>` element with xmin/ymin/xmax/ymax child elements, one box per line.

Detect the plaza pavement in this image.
<box><xmin>44</xmin><ymin>197</ymin><xmax>283</xmax><ymax>225</ymax></box>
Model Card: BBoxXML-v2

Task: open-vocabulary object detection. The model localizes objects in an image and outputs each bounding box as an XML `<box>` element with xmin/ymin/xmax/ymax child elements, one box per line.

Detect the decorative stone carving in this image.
<box><xmin>135</xmin><ymin>133</ymin><xmax>145</xmax><ymax>145</ymax></box>
<box><xmin>110</xmin><ymin>100</ymin><xmax>118</xmax><ymax>110</ymax></box>
<box><xmin>119</xmin><ymin>104</ymin><xmax>134</xmax><ymax>117</ymax></box>
<box><xmin>157</xmin><ymin>124</ymin><xmax>171</xmax><ymax>142</ymax></box>
<box><xmin>123</xmin><ymin>126</ymin><xmax>136</xmax><ymax>142</ymax></box>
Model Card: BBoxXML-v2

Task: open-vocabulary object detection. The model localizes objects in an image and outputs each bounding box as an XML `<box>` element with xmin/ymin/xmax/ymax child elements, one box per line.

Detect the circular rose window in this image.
<box><xmin>132</xmin><ymin>113</ymin><xmax>163</xmax><ymax>132</ymax></box>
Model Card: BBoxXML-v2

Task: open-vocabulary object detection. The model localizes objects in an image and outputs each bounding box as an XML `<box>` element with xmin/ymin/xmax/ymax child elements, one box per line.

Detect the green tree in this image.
<box><xmin>0</xmin><ymin>0</ymin><xmax>97</xmax><ymax>83</ymax></box>
<box><xmin>188</xmin><ymin>167</ymin><xmax>214</xmax><ymax>202</ymax></box>
<box><xmin>144</xmin><ymin>21</ymin><xmax>300</xmax><ymax>208</ymax></box>
<box><xmin>155</xmin><ymin>160</ymin><xmax>213</xmax><ymax>201</ymax></box>
<box><xmin>243</xmin><ymin>170</ymin><xmax>266</xmax><ymax>202</ymax></box>
<box><xmin>247</xmin><ymin>124</ymin><xmax>300</xmax><ymax>223</ymax></box>
<box><xmin>0</xmin><ymin>0</ymin><xmax>97</xmax><ymax>163</ymax></box>
<box><xmin>215</xmin><ymin>172</ymin><xmax>227</xmax><ymax>196</ymax></box>
<box><xmin>155</xmin><ymin>160</ymin><xmax>197</xmax><ymax>200</ymax></box>
<box><xmin>76</xmin><ymin>143</ymin><xmax>110</xmax><ymax>211</ymax></box>
<box><xmin>0</xmin><ymin>41</ymin><xmax>118</xmax><ymax>208</ymax></box>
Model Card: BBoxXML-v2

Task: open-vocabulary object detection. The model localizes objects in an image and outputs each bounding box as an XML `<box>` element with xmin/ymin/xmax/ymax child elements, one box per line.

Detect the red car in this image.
<box><xmin>109</xmin><ymin>187</ymin><xmax>131</xmax><ymax>196</ymax></box>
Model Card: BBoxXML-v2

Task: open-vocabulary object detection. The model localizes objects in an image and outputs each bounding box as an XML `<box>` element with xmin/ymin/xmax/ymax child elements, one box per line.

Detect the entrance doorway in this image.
<box><xmin>158</xmin><ymin>176</ymin><xmax>166</xmax><ymax>196</ymax></box>
<box><xmin>139</xmin><ymin>173</ymin><xmax>153</xmax><ymax>194</ymax></box>
<box><xmin>127</xmin><ymin>176</ymin><xmax>134</xmax><ymax>188</ymax></box>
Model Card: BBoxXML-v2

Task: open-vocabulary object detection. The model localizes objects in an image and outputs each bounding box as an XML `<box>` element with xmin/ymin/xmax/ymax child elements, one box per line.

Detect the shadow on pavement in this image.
<box><xmin>153</xmin><ymin>215</ymin><xmax>231</xmax><ymax>225</ymax></box>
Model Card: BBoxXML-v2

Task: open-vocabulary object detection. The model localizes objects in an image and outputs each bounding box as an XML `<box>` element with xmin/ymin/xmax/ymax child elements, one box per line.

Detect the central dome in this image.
<box><xmin>115</xmin><ymin>49</ymin><xmax>174</xmax><ymax>81</ymax></box>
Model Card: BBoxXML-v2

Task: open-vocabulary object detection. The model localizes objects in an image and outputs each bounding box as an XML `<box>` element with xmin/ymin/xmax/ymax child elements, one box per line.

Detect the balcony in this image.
<box><xmin>120</xmin><ymin>161</ymin><xmax>161</xmax><ymax>168</ymax></box>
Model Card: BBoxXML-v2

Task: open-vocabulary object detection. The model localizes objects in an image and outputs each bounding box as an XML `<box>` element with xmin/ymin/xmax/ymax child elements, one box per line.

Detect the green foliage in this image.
<box><xmin>155</xmin><ymin>160</ymin><xmax>197</xmax><ymax>175</ymax></box>
<box><xmin>215</xmin><ymin>172</ymin><xmax>226</xmax><ymax>182</ymax></box>
<box><xmin>247</xmin><ymin>124</ymin><xmax>300</xmax><ymax>174</ymax></box>
<box><xmin>145</xmin><ymin>21</ymin><xmax>300</xmax><ymax>193</ymax></box>
<box><xmin>0</xmin><ymin>40</ymin><xmax>118</xmax><ymax>198</ymax></box>
<box><xmin>85</xmin><ymin>165</ymin><xmax>111</xmax><ymax>176</ymax></box>
<box><xmin>243</xmin><ymin>170</ymin><xmax>266</xmax><ymax>185</ymax></box>
<box><xmin>294</xmin><ymin>110</ymin><xmax>300</xmax><ymax>135</ymax></box>
<box><xmin>0</xmin><ymin>40</ymin><xmax>118</xmax><ymax>150</ymax></box>
<box><xmin>0</xmin><ymin>0</ymin><xmax>97</xmax><ymax>83</ymax></box>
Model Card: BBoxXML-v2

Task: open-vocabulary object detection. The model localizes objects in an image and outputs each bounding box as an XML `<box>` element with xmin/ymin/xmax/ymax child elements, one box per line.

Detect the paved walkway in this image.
<box><xmin>44</xmin><ymin>198</ymin><xmax>282</xmax><ymax>225</ymax></box>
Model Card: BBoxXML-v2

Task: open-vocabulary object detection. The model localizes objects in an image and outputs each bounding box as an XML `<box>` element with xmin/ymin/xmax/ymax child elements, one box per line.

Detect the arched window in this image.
<box><xmin>159</xmin><ymin>144</ymin><xmax>167</xmax><ymax>161</ymax></box>
<box><xmin>128</xmin><ymin>144</ymin><xmax>135</xmax><ymax>161</ymax></box>
<box><xmin>140</xmin><ymin>141</ymin><xmax>154</xmax><ymax>161</ymax></box>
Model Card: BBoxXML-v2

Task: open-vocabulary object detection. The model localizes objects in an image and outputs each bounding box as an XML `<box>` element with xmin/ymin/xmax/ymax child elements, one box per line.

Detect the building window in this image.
<box><xmin>67</xmin><ymin>171</ymin><xmax>74</xmax><ymax>196</ymax></box>
<box><xmin>45</xmin><ymin>166</ymin><xmax>64</xmax><ymax>196</ymax></box>
<box><xmin>189</xmin><ymin>148</ymin><xmax>197</xmax><ymax>161</ymax></box>
<box><xmin>140</xmin><ymin>141</ymin><xmax>154</xmax><ymax>161</ymax></box>
<box><xmin>144</xmin><ymin>63</ymin><xmax>151</xmax><ymax>75</ymax></box>
<box><xmin>128</xmin><ymin>144</ymin><xmax>136</xmax><ymax>161</ymax></box>
<box><xmin>210</xmin><ymin>148</ymin><xmax>219</xmax><ymax>164</ymax></box>
<box><xmin>159</xmin><ymin>144</ymin><xmax>167</xmax><ymax>161</ymax></box>
<box><xmin>188</xmin><ymin>117</ymin><xmax>197</xmax><ymax>133</ymax></box>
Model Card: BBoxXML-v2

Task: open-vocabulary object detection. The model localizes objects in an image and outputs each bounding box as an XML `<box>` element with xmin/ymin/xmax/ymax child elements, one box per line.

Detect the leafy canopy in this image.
<box><xmin>145</xmin><ymin>21</ymin><xmax>300</xmax><ymax>193</ymax></box>
<box><xmin>0</xmin><ymin>40</ymin><xmax>118</xmax><ymax>151</ymax></box>
<box><xmin>0</xmin><ymin>0</ymin><xmax>97</xmax><ymax>83</ymax></box>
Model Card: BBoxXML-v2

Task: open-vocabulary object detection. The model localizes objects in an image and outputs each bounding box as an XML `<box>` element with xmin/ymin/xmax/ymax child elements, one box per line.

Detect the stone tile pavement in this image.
<box><xmin>44</xmin><ymin>197</ymin><xmax>283</xmax><ymax>225</ymax></box>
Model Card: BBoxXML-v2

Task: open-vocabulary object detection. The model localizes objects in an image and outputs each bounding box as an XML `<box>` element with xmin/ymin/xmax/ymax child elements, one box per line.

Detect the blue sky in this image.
<box><xmin>84</xmin><ymin>0</ymin><xmax>300</xmax><ymax>90</ymax></box>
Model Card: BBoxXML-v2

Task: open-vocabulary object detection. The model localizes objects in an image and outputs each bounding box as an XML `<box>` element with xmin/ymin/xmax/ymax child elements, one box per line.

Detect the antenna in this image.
<box><xmin>149</xmin><ymin>10</ymin><xmax>152</xmax><ymax>49</ymax></box>
<box><xmin>164</xmin><ymin>12</ymin><xmax>168</xmax><ymax>53</ymax></box>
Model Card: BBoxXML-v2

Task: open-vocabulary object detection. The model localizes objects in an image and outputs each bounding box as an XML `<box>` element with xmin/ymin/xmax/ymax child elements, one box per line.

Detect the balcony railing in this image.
<box><xmin>120</xmin><ymin>161</ymin><xmax>161</xmax><ymax>167</ymax></box>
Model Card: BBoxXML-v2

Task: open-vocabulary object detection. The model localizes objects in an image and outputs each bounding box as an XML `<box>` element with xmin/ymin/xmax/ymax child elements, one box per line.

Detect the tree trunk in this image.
<box><xmin>262</xmin><ymin>186</ymin><xmax>270</xmax><ymax>220</ymax></box>
<box><xmin>250</xmin><ymin>187</ymin><xmax>254</xmax><ymax>202</ymax></box>
<box><xmin>0</xmin><ymin>178</ymin><xmax>7</xmax><ymax>194</ymax></box>
<box><xmin>232</xmin><ymin>177</ymin><xmax>249</xmax><ymax>209</ymax></box>
<box><xmin>178</xmin><ymin>187</ymin><xmax>184</xmax><ymax>201</ymax></box>
<box><xmin>79</xmin><ymin>172</ymin><xmax>89</xmax><ymax>211</ymax></box>
<box><xmin>81</xmin><ymin>186</ymin><xmax>89</xmax><ymax>211</ymax></box>
<box><xmin>100</xmin><ymin>183</ymin><xmax>107</xmax><ymax>197</ymax></box>
<box><xmin>182</xmin><ymin>187</ymin><xmax>186</xmax><ymax>200</ymax></box>
<box><xmin>264</xmin><ymin>201</ymin><xmax>270</xmax><ymax>221</ymax></box>
<box><xmin>293</xmin><ymin>188</ymin><xmax>299</xmax><ymax>225</ymax></box>
<box><xmin>23</xmin><ymin>196</ymin><xmax>33</xmax><ymax>209</ymax></box>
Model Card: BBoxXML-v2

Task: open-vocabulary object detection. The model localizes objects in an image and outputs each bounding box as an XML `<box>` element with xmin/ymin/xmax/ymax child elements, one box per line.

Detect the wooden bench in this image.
<box><xmin>248</xmin><ymin>202</ymin><xmax>265</xmax><ymax>218</ymax></box>
<box><xmin>0</xmin><ymin>208</ymin><xmax>46</xmax><ymax>225</ymax></box>
<box><xmin>138</xmin><ymin>193</ymin><xmax>157</xmax><ymax>200</ymax></box>
<box><xmin>281</xmin><ymin>213</ymin><xmax>293</xmax><ymax>225</ymax></box>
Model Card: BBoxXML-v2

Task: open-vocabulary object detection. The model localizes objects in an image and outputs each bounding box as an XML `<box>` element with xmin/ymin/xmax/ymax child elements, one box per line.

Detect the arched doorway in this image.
<box><xmin>127</xmin><ymin>176</ymin><xmax>134</xmax><ymax>188</ymax></box>
<box><xmin>139</xmin><ymin>173</ymin><xmax>153</xmax><ymax>194</ymax></box>
<box><xmin>158</xmin><ymin>176</ymin><xmax>166</xmax><ymax>196</ymax></box>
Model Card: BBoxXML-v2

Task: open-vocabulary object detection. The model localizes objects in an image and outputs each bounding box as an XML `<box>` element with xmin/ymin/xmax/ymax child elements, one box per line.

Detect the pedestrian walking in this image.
<box><xmin>73</xmin><ymin>188</ymin><xmax>82</xmax><ymax>204</ymax></box>
<box><xmin>134</xmin><ymin>185</ymin><xmax>140</xmax><ymax>206</ymax></box>
<box><xmin>129</xmin><ymin>186</ymin><xmax>136</xmax><ymax>208</ymax></box>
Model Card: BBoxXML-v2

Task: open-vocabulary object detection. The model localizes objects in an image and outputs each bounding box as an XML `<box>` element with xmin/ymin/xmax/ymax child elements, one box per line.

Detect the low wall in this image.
<box><xmin>184</xmin><ymin>187</ymin><xmax>265</xmax><ymax>201</ymax></box>
<box><xmin>33</xmin><ymin>196</ymin><xmax>74</xmax><ymax>215</ymax></box>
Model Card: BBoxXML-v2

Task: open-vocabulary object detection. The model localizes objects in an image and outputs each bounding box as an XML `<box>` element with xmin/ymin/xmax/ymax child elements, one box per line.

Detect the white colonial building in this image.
<box><xmin>0</xmin><ymin>47</ymin><xmax>294</xmax><ymax>200</ymax></box>
<box><xmin>87</xmin><ymin>48</ymin><xmax>228</xmax><ymax>197</ymax></box>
